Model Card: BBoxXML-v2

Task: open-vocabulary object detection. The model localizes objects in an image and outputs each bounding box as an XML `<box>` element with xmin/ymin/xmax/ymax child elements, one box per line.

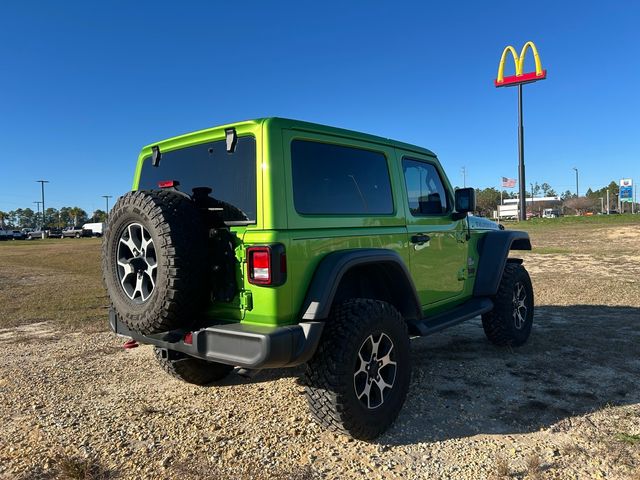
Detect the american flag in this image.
<box><xmin>501</xmin><ymin>177</ymin><xmax>516</xmax><ymax>188</ymax></box>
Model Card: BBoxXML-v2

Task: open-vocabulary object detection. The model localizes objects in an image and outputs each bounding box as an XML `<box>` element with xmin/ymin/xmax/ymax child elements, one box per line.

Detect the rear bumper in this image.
<box><xmin>109</xmin><ymin>310</ymin><xmax>324</xmax><ymax>369</ymax></box>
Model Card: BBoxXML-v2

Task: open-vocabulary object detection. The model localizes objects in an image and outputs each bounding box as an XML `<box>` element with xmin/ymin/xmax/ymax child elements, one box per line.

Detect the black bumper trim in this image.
<box><xmin>109</xmin><ymin>311</ymin><xmax>324</xmax><ymax>369</ymax></box>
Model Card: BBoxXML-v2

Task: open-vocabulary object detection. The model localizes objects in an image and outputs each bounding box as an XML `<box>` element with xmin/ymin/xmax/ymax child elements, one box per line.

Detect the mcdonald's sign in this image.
<box><xmin>495</xmin><ymin>41</ymin><xmax>547</xmax><ymax>87</ymax></box>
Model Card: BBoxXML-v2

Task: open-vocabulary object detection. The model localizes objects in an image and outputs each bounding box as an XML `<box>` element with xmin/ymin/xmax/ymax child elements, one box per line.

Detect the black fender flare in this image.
<box><xmin>300</xmin><ymin>249</ymin><xmax>422</xmax><ymax>322</ymax></box>
<box><xmin>473</xmin><ymin>230</ymin><xmax>532</xmax><ymax>297</ymax></box>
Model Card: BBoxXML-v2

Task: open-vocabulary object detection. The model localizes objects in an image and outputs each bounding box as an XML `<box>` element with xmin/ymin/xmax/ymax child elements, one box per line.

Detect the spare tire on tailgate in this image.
<box><xmin>102</xmin><ymin>190</ymin><xmax>210</xmax><ymax>334</ymax></box>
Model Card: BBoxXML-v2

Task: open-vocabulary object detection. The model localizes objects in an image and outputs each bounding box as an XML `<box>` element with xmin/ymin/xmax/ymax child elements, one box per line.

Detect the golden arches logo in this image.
<box><xmin>495</xmin><ymin>41</ymin><xmax>546</xmax><ymax>87</ymax></box>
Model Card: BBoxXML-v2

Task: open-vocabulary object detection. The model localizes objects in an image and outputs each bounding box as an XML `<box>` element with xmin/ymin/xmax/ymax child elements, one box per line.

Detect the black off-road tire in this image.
<box><xmin>153</xmin><ymin>348</ymin><xmax>233</xmax><ymax>385</ymax></box>
<box><xmin>102</xmin><ymin>190</ymin><xmax>210</xmax><ymax>334</ymax></box>
<box><xmin>482</xmin><ymin>263</ymin><xmax>534</xmax><ymax>347</ymax></box>
<box><xmin>304</xmin><ymin>299</ymin><xmax>411</xmax><ymax>441</ymax></box>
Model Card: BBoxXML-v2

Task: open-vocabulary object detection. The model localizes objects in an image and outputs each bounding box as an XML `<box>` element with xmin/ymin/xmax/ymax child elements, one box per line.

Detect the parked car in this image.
<box><xmin>26</xmin><ymin>228</ymin><xmax>62</xmax><ymax>239</ymax></box>
<box><xmin>47</xmin><ymin>228</ymin><xmax>63</xmax><ymax>239</ymax></box>
<box><xmin>82</xmin><ymin>222</ymin><xmax>105</xmax><ymax>237</ymax></box>
<box><xmin>0</xmin><ymin>229</ymin><xmax>10</xmax><ymax>241</ymax></box>
<box><xmin>62</xmin><ymin>226</ymin><xmax>92</xmax><ymax>238</ymax></box>
<box><xmin>11</xmin><ymin>230</ymin><xmax>25</xmax><ymax>240</ymax></box>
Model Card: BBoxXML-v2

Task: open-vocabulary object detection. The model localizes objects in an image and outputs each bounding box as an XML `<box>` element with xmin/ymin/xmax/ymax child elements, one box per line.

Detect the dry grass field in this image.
<box><xmin>0</xmin><ymin>216</ymin><xmax>639</xmax><ymax>479</ymax></box>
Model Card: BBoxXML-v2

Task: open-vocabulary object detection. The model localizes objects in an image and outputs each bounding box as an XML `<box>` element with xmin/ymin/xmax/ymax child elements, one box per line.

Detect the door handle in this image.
<box><xmin>410</xmin><ymin>234</ymin><xmax>430</xmax><ymax>245</ymax></box>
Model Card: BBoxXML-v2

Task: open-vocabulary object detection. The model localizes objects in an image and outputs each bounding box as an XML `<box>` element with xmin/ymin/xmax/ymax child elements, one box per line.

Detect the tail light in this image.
<box><xmin>158</xmin><ymin>180</ymin><xmax>179</xmax><ymax>188</ymax></box>
<box><xmin>247</xmin><ymin>245</ymin><xmax>286</xmax><ymax>286</ymax></box>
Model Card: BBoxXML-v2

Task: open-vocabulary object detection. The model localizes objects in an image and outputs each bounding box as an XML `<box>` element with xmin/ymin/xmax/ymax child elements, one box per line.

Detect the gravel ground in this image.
<box><xmin>1</xmin><ymin>223</ymin><xmax>639</xmax><ymax>479</ymax></box>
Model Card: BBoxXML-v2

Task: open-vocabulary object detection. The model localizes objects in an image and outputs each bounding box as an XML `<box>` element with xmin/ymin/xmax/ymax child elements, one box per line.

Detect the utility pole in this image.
<box><xmin>36</xmin><ymin>180</ymin><xmax>49</xmax><ymax>228</ymax></box>
<box><xmin>461</xmin><ymin>167</ymin><xmax>467</xmax><ymax>188</ymax></box>
<box><xmin>607</xmin><ymin>188</ymin><xmax>610</xmax><ymax>214</ymax></box>
<box><xmin>599</xmin><ymin>197</ymin><xmax>604</xmax><ymax>214</ymax></box>
<box><xmin>102</xmin><ymin>195</ymin><xmax>113</xmax><ymax>220</ymax></box>
<box><xmin>572</xmin><ymin>168</ymin><xmax>579</xmax><ymax>197</ymax></box>
<box><xmin>34</xmin><ymin>201</ymin><xmax>42</xmax><ymax>228</ymax></box>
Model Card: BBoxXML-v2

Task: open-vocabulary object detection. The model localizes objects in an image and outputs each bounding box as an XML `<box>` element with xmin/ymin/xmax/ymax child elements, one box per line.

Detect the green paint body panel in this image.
<box><xmin>131</xmin><ymin>118</ymin><xmax>497</xmax><ymax>328</ymax></box>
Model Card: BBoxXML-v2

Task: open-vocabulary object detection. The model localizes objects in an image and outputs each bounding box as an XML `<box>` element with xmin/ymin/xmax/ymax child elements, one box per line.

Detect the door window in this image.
<box><xmin>402</xmin><ymin>159</ymin><xmax>449</xmax><ymax>216</ymax></box>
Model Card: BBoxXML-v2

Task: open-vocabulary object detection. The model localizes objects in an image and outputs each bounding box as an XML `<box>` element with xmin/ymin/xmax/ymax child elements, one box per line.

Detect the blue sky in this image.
<box><xmin>1</xmin><ymin>1</ymin><xmax>638</xmax><ymax>215</ymax></box>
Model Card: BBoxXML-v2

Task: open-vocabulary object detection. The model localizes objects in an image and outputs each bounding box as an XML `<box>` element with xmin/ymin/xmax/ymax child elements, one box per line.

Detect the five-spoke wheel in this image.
<box><xmin>353</xmin><ymin>333</ymin><xmax>397</xmax><ymax>409</ymax></box>
<box><xmin>116</xmin><ymin>223</ymin><xmax>157</xmax><ymax>303</ymax></box>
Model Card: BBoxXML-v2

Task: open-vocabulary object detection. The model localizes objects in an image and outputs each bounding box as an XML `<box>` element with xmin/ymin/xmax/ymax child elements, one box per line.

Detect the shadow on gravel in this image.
<box><xmin>383</xmin><ymin>305</ymin><xmax>640</xmax><ymax>446</ymax></box>
<box><xmin>214</xmin><ymin>366</ymin><xmax>305</xmax><ymax>387</ymax></box>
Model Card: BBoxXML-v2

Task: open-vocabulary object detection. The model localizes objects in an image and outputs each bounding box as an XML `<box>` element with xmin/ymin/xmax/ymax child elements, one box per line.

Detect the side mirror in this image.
<box><xmin>453</xmin><ymin>188</ymin><xmax>476</xmax><ymax>219</ymax></box>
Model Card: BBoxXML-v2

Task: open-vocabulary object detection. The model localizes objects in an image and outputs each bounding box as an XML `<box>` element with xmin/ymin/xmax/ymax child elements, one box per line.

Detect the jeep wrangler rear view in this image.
<box><xmin>103</xmin><ymin>118</ymin><xmax>534</xmax><ymax>440</ymax></box>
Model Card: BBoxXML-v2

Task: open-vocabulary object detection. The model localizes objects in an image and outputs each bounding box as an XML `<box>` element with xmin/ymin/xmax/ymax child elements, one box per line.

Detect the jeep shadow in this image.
<box><xmin>383</xmin><ymin>305</ymin><xmax>640</xmax><ymax>445</ymax></box>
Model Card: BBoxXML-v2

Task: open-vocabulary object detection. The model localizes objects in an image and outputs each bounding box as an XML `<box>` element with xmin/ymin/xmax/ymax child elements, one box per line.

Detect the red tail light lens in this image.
<box><xmin>247</xmin><ymin>245</ymin><xmax>286</xmax><ymax>286</ymax></box>
<box><xmin>248</xmin><ymin>247</ymin><xmax>271</xmax><ymax>284</ymax></box>
<box><xmin>158</xmin><ymin>180</ymin><xmax>179</xmax><ymax>188</ymax></box>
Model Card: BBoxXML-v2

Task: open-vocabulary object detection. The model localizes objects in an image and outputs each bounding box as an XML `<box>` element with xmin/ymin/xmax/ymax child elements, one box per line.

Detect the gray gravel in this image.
<box><xmin>1</xmin><ymin>227</ymin><xmax>639</xmax><ymax>479</ymax></box>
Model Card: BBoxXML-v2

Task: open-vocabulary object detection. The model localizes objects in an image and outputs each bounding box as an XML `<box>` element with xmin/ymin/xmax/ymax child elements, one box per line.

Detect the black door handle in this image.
<box><xmin>411</xmin><ymin>234</ymin><xmax>430</xmax><ymax>245</ymax></box>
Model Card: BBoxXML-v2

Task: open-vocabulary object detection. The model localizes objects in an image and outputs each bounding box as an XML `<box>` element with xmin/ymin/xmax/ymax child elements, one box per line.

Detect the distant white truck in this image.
<box><xmin>82</xmin><ymin>222</ymin><xmax>105</xmax><ymax>237</ymax></box>
<box><xmin>542</xmin><ymin>208</ymin><xmax>561</xmax><ymax>218</ymax></box>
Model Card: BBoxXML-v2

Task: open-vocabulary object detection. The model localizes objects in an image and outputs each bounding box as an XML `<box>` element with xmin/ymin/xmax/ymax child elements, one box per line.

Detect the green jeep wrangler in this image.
<box><xmin>103</xmin><ymin>118</ymin><xmax>533</xmax><ymax>440</ymax></box>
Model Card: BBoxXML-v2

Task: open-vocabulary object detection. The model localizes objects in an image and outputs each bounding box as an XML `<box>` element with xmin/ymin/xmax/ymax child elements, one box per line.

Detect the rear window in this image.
<box><xmin>291</xmin><ymin>140</ymin><xmax>393</xmax><ymax>215</ymax></box>
<box><xmin>138</xmin><ymin>136</ymin><xmax>257</xmax><ymax>223</ymax></box>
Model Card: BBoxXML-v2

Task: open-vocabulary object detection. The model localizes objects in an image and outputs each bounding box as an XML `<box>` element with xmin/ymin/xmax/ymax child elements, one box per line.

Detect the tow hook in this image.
<box><xmin>122</xmin><ymin>339</ymin><xmax>139</xmax><ymax>349</ymax></box>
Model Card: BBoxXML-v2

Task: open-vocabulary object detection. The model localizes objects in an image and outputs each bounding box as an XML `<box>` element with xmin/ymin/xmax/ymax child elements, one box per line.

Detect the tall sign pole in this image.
<box><xmin>495</xmin><ymin>41</ymin><xmax>547</xmax><ymax>221</ymax></box>
<box><xmin>518</xmin><ymin>84</ymin><xmax>525</xmax><ymax>220</ymax></box>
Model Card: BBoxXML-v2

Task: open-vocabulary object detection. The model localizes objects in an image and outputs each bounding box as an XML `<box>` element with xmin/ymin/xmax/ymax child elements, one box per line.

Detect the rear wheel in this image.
<box><xmin>482</xmin><ymin>263</ymin><xmax>534</xmax><ymax>347</ymax></box>
<box><xmin>153</xmin><ymin>348</ymin><xmax>233</xmax><ymax>385</ymax></box>
<box><xmin>305</xmin><ymin>299</ymin><xmax>411</xmax><ymax>440</ymax></box>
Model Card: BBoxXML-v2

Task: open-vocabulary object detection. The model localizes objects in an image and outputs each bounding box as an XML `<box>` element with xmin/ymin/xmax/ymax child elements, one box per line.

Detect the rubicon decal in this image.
<box><xmin>495</xmin><ymin>41</ymin><xmax>547</xmax><ymax>87</ymax></box>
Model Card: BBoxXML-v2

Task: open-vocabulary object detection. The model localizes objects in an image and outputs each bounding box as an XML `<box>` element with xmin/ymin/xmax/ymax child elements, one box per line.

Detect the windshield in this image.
<box><xmin>137</xmin><ymin>136</ymin><xmax>257</xmax><ymax>224</ymax></box>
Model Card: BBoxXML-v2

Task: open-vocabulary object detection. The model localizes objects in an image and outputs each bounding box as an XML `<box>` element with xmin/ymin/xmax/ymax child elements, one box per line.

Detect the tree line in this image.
<box><xmin>0</xmin><ymin>207</ymin><xmax>107</xmax><ymax>229</ymax></box>
<box><xmin>474</xmin><ymin>180</ymin><xmax>626</xmax><ymax>217</ymax></box>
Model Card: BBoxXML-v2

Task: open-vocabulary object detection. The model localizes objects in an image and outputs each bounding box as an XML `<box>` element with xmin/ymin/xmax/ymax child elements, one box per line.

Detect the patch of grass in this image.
<box><xmin>616</xmin><ymin>433</ymin><xmax>640</xmax><ymax>445</ymax></box>
<box><xmin>503</xmin><ymin>213</ymin><xmax>640</xmax><ymax>232</ymax></box>
<box><xmin>53</xmin><ymin>453</ymin><xmax>114</xmax><ymax>480</ymax></box>
<box><xmin>0</xmin><ymin>238</ymin><xmax>107</xmax><ymax>332</ymax></box>
<box><xmin>525</xmin><ymin>454</ymin><xmax>543</xmax><ymax>480</ymax></box>
<box><xmin>490</xmin><ymin>456</ymin><xmax>510</xmax><ymax>479</ymax></box>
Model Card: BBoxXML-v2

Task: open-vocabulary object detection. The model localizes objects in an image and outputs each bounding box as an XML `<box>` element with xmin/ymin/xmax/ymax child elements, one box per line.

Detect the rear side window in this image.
<box><xmin>291</xmin><ymin>140</ymin><xmax>393</xmax><ymax>215</ymax></box>
<box><xmin>402</xmin><ymin>158</ymin><xmax>449</xmax><ymax>216</ymax></box>
<box><xmin>138</xmin><ymin>136</ymin><xmax>257</xmax><ymax>223</ymax></box>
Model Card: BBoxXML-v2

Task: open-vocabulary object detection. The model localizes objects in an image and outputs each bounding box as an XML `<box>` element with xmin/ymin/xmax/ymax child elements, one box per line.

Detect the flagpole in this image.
<box><xmin>499</xmin><ymin>179</ymin><xmax>503</xmax><ymax>225</ymax></box>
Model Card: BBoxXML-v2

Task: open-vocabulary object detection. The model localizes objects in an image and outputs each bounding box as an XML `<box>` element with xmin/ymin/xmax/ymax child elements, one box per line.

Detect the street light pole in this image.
<box><xmin>36</xmin><ymin>180</ymin><xmax>49</xmax><ymax>228</ymax></box>
<box><xmin>572</xmin><ymin>168</ymin><xmax>579</xmax><ymax>197</ymax></box>
<box><xmin>102</xmin><ymin>195</ymin><xmax>113</xmax><ymax>220</ymax></box>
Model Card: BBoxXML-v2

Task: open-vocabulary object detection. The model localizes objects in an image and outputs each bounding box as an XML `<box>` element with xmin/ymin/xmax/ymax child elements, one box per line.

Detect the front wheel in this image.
<box><xmin>304</xmin><ymin>299</ymin><xmax>411</xmax><ymax>440</ymax></box>
<box><xmin>482</xmin><ymin>263</ymin><xmax>534</xmax><ymax>347</ymax></box>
